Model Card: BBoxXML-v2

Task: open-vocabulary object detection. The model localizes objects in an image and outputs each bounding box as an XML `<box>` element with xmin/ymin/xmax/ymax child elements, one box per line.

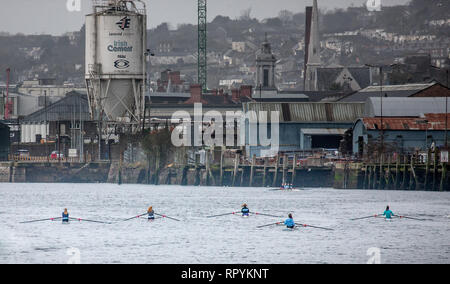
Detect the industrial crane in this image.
<box><xmin>3</xmin><ymin>68</ymin><xmax>11</xmax><ymax>120</ymax></box>
<box><xmin>198</xmin><ymin>0</ymin><xmax>207</xmax><ymax>92</ymax></box>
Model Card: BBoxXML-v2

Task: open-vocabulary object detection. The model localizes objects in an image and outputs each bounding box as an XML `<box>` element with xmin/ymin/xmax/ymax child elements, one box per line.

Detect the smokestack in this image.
<box><xmin>186</xmin><ymin>84</ymin><xmax>207</xmax><ymax>104</ymax></box>
<box><xmin>231</xmin><ymin>89</ymin><xmax>240</xmax><ymax>102</ymax></box>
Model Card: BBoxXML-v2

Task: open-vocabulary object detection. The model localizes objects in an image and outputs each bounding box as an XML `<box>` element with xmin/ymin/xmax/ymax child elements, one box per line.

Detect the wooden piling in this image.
<box><xmin>291</xmin><ymin>154</ymin><xmax>297</xmax><ymax>186</ymax></box>
<box><xmin>210</xmin><ymin>150</ymin><xmax>217</xmax><ymax>186</ymax></box>
<box><xmin>401</xmin><ymin>155</ymin><xmax>408</xmax><ymax>190</ymax></box>
<box><xmin>410</xmin><ymin>157</ymin><xmax>419</xmax><ymax>190</ymax></box>
<box><xmin>272</xmin><ymin>155</ymin><xmax>280</xmax><ymax>187</ymax></box>
<box><xmin>371</xmin><ymin>164</ymin><xmax>377</xmax><ymax>189</ymax></box>
<box><xmin>394</xmin><ymin>154</ymin><xmax>400</xmax><ymax>190</ymax></box>
<box><xmin>386</xmin><ymin>155</ymin><xmax>391</xmax><ymax>189</ymax></box>
<box><xmin>205</xmin><ymin>151</ymin><xmax>210</xmax><ymax>186</ymax></box>
<box><xmin>432</xmin><ymin>151</ymin><xmax>438</xmax><ymax>191</ymax></box>
<box><xmin>378</xmin><ymin>154</ymin><xmax>384</xmax><ymax>190</ymax></box>
<box><xmin>363</xmin><ymin>164</ymin><xmax>368</xmax><ymax>189</ymax></box>
<box><xmin>441</xmin><ymin>162</ymin><xmax>448</xmax><ymax>191</ymax></box>
<box><xmin>249</xmin><ymin>154</ymin><xmax>256</xmax><ymax>187</ymax></box>
<box><xmin>262</xmin><ymin>157</ymin><xmax>268</xmax><ymax>187</ymax></box>
<box><xmin>240</xmin><ymin>165</ymin><xmax>245</xmax><ymax>187</ymax></box>
<box><xmin>424</xmin><ymin>149</ymin><xmax>431</xmax><ymax>191</ymax></box>
<box><xmin>232</xmin><ymin>154</ymin><xmax>239</xmax><ymax>187</ymax></box>
<box><xmin>219</xmin><ymin>149</ymin><xmax>224</xmax><ymax>186</ymax></box>
<box><xmin>282</xmin><ymin>155</ymin><xmax>288</xmax><ymax>186</ymax></box>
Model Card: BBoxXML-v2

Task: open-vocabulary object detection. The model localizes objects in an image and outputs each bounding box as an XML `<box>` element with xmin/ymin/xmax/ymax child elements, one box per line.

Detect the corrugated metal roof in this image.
<box><xmin>360</xmin><ymin>83</ymin><xmax>435</xmax><ymax>93</ymax></box>
<box><xmin>301</xmin><ymin>128</ymin><xmax>347</xmax><ymax>135</ymax></box>
<box><xmin>244</xmin><ymin>102</ymin><xmax>365</xmax><ymax>122</ymax></box>
<box><xmin>338</xmin><ymin>83</ymin><xmax>437</xmax><ymax>102</ymax></box>
<box><xmin>23</xmin><ymin>92</ymin><xmax>90</xmax><ymax>122</ymax></box>
<box><xmin>365</xmin><ymin>97</ymin><xmax>448</xmax><ymax>117</ymax></box>
<box><xmin>361</xmin><ymin>113</ymin><xmax>450</xmax><ymax>131</ymax></box>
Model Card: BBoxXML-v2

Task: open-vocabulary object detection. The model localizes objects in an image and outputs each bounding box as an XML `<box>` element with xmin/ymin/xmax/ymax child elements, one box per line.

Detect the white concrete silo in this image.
<box><xmin>85</xmin><ymin>0</ymin><xmax>147</xmax><ymax>127</ymax></box>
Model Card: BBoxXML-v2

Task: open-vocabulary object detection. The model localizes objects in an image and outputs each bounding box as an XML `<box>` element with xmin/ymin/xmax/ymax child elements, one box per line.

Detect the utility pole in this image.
<box><xmin>380</xmin><ymin>66</ymin><xmax>384</xmax><ymax>154</ymax></box>
<box><xmin>198</xmin><ymin>0</ymin><xmax>207</xmax><ymax>93</ymax></box>
<box><xmin>430</xmin><ymin>65</ymin><xmax>449</xmax><ymax>148</ymax></box>
<box><xmin>5</xmin><ymin>68</ymin><xmax>10</xmax><ymax>120</ymax></box>
<box><xmin>366</xmin><ymin>64</ymin><xmax>385</xmax><ymax>154</ymax></box>
<box><xmin>45</xmin><ymin>90</ymin><xmax>49</xmax><ymax>163</ymax></box>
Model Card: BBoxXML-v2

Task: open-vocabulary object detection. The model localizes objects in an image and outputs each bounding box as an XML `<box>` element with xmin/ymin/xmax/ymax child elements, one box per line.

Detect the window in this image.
<box><xmin>263</xmin><ymin>69</ymin><xmax>269</xmax><ymax>87</ymax></box>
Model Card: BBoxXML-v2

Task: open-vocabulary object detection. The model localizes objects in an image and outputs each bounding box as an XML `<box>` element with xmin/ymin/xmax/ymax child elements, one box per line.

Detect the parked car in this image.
<box><xmin>50</xmin><ymin>151</ymin><xmax>64</xmax><ymax>159</ymax></box>
<box><xmin>14</xmin><ymin>149</ymin><xmax>30</xmax><ymax>158</ymax></box>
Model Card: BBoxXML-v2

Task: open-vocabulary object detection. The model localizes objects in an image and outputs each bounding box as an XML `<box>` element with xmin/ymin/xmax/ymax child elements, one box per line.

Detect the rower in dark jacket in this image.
<box><xmin>147</xmin><ymin>206</ymin><xmax>155</xmax><ymax>220</ymax></box>
<box><xmin>62</xmin><ymin>208</ymin><xmax>69</xmax><ymax>223</ymax></box>
<box><xmin>241</xmin><ymin>203</ymin><xmax>250</xmax><ymax>216</ymax></box>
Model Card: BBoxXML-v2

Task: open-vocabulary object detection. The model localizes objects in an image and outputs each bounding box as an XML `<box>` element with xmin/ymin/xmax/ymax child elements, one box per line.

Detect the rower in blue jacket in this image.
<box><xmin>383</xmin><ymin>206</ymin><xmax>395</xmax><ymax>220</ymax></box>
<box><xmin>284</xmin><ymin>213</ymin><xmax>295</xmax><ymax>229</ymax></box>
<box><xmin>62</xmin><ymin>208</ymin><xmax>69</xmax><ymax>223</ymax></box>
<box><xmin>241</xmin><ymin>203</ymin><xmax>250</xmax><ymax>216</ymax></box>
<box><xmin>147</xmin><ymin>206</ymin><xmax>155</xmax><ymax>221</ymax></box>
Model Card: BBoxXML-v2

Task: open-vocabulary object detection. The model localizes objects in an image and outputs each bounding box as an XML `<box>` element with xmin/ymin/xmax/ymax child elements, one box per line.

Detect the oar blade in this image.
<box><xmin>20</xmin><ymin>217</ymin><xmax>62</xmax><ymax>224</ymax></box>
<box><xmin>252</xmin><ymin>212</ymin><xmax>283</xmax><ymax>218</ymax></box>
<box><xmin>154</xmin><ymin>213</ymin><xmax>180</xmax><ymax>222</ymax></box>
<box><xmin>257</xmin><ymin>222</ymin><xmax>282</xmax><ymax>228</ymax></box>
<box><xmin>398</xmin><ymin>216</ymin><xmax>426</xmax><ymax>221</ymax></box>
<box><xmin>206</xmin><ymin>212</ymin><xmax>236</xmax><ymax>218</ymax></box>
<box><xmin>122</xmin><ymin>213</ymin><xmax>148</xmax><ymax>222</ymax></box>
<box><xmin>350</xmin><ymin>215</ymin><xmax>379</xmax><ymax>221</ymax></box>
<box><xmin>69</xmin><ymin>217</ymin><xmax>111</xmax><ymax>224</ymax></box>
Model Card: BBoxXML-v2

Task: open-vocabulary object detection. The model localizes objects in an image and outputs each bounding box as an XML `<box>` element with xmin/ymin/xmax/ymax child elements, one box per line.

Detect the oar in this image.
<box><xmin>154</xmin><ymin>212</ymin><xmax>180</xmax><ymax>222</ymax></box>
<box><xmin>69</xmin><ymin>217</ymin><xmax>111</xmax><ymax>224</ymax></box>
<box><xmin>296</xmin><ymin>223</ymin><xmax>334</xmax><ymax>231</ymax></box>
<box><xmin>397</xmin><ymin>215</ymin><xmax>426</xmax><ymax>221</ymax></box>
<box><xmin>20</xmin><ymin>217</ymin><xmax>62</xmax><ymax>224</ymax></box>
<box><xmin>257</xmin><ymin>222</ymin><xmax>283</xmax><ymax>228</ymax></box>
<box><xmin>251</xmin><ymin>212</ymin><xmax>283</xmax><ymax>218</ymax></box>
<box><xmin>350</xmin><ymin>214</ymin><xmax>380</xmax><ymax>221</ymax></box>
<box><xmin>122</xmin><ymin>213</ymin><xmax>148</xmax><ymax>222</ymax></box>
<box><xmin>206</xmin><ymin>212</ymin><xmax>239</xmax><ymax>218</ymax></box>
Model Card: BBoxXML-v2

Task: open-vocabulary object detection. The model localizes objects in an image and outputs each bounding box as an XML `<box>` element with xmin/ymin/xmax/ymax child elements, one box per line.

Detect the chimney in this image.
<box><xmin>186</xmin><ymin>84</ymin><xmax>206</xmax><ymax>104</ymax></box>
<box><xmin>223</xmin><ymin>91</ymin><xmax>230</xmax><ymax>104</ymax></box>
<box><xmin>231</xmin><ymin>89</ymin><xmax>240</xmax><ymax>102</ymax></box>
<box><xmin>240</xmin><ymin>85</ymin><xmax>253</xmax><ymax>99</ymax></box>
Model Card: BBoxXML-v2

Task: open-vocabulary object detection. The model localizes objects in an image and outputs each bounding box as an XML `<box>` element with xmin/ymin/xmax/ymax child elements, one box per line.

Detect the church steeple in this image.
<box><xmin>256</xmin><ymin>34</ymin><xmax>277</xmax><ymax>90</ymax></box>
<box><xmin>304</xmin><ymin>0</ymin><xmax>321</xmax><ymax>91</ymax></box>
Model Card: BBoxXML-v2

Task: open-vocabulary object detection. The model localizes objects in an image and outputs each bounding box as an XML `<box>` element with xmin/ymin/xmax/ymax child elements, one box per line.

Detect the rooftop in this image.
<box><xmin>361</xmin><ymin>113</ymin><xmax>450</xmax><ymax>131</ymax></box>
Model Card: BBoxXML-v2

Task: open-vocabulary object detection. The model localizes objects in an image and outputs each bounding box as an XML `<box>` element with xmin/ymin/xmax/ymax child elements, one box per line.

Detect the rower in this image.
<box><xmin>147</xmin><ymin>206</ymin><xmax>155</xmax><ymax>221</ymax></box>
<box><xmin>284</xmin><ymin>213</ymin><xmax>295</xmax><ymax>229</ymax></box>
<box><xmin>241</xmin><ymin>203</ymin><xmax>250</xmax><ymax>216</ymax></box>
<box><xmin>62</xmin><ymin>208</ymin><xmax>69</xmax><ymax>223</ymax></box>
<box><xmin>383</xmin><ymin>206</ymin><xmax>395</xmax><ymax>220</ymax></box>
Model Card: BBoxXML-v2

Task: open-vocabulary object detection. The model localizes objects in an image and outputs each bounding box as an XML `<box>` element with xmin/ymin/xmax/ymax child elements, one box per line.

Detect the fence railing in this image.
<box><xmin>8</xmin><ymin>155</ymin><xmax>90</xmax><ymax>163</ymax></box>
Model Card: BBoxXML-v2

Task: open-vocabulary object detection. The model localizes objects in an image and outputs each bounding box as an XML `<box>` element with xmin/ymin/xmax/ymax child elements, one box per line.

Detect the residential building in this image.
<box><xmin>353</xmin><ymin>114</ymin><xmax>449</xmax><ymax>156</ymax></box>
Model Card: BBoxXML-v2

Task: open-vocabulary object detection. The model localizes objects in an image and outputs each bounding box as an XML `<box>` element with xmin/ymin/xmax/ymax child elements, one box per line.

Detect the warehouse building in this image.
<box><xmin>0</xmin><ymin>122</ymin><xmax>10</xmax><ymax>161</ymax></box>
<box><xmin>243</xmin><ymin>102</ymin><xmax>365</xmax><ymax>157</ymax></box>
<box><xmin>352</xmin><ymin>113</ymin><xmax>449</xmax><ymax>156</ymax></box>
<box><xmin>338</xmin><ymin>82</ymin><xmax>449</xmax><ymax>102</ymax></box>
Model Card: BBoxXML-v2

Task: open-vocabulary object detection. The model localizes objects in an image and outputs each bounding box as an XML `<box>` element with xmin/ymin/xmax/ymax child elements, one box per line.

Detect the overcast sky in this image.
<box><xmin>0</xmin><ymin>0</ymin><xmax>410</xmax><ymax>35</ymax></box>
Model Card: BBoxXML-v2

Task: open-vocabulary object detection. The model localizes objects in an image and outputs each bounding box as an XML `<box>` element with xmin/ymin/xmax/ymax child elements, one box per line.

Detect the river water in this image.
<box><xmin>0</xmin><ymin>183</ymin><xmax>449</xmax><ymax>264</ymax></box>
